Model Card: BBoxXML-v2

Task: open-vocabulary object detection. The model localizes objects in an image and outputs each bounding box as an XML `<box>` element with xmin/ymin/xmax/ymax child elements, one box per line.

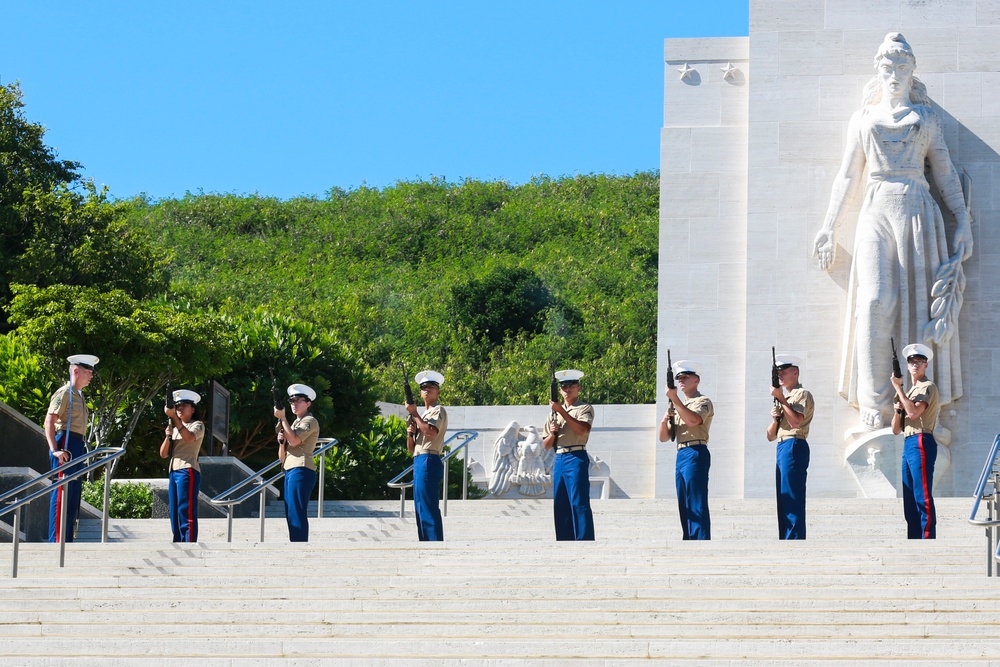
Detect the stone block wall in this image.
<box><xmin>657</xmin><ymin>37</ymin><xmax>750</xmax><ymax>498</ymax></box>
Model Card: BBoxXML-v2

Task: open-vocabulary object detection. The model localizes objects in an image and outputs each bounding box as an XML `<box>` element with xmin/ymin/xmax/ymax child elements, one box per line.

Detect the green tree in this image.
<box><xmin>449</xmin><ymin>266</ymin><xmax>555</xmax><ymax>350</ymax></box>
<box><xmin>214</xmin><ymin>307</ymin><xmax>379</xmax><ymax>463</ymax></box>
<box><xmin>127</xmin><ymin>172</ymin><xmax>660</xmax><ymax>406</ymax></box>
<box><xmin>0</xmin><ymin>82</ymin><xmax>81</xmax><ymax>329</ymax></box>
<box><xmin>6</xmin><ymin>284</ymin><xmax>234</xmax><ymax>463</ymax></box>
<box><xmin>0</xmin><ymin>333</ymin><xmax>56</xmax><ymax>423</ymax></box>
<box><xmin>12</xmin><ymin>183</ymin><xmax>167</xmax><ymax>299</ymax></box>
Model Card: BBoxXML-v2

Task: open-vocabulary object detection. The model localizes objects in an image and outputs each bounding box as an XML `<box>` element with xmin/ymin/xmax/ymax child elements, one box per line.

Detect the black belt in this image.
<box><xmin>677</xmin><ymin>439</ymin><xmax>707</xmax><ymax>450</ymax></box>
<box><xmin>556</xmin><ymin>445</ymin><xmax>587</xmax><ymax>454</ymax></box>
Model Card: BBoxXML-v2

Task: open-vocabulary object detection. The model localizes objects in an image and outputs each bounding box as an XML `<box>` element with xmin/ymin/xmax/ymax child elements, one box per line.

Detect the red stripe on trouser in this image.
<box><xmin>54</xmin><ymin>473</ymin><xmax>64</xmax><ymax>543</ymax></box>
<box><xmin>186</xmin><ymin>469</ymin><xmax>195</xmax><ymax>542</ymax></box>
<box><xmin>918</xmin><ymin>433</ymin><xmax>933</xmax><ymax>539</ymax></box>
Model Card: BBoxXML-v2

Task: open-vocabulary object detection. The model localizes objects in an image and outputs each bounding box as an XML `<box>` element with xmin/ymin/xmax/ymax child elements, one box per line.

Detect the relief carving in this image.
<box><xmin>813</xmin><ymin>32</ymin><xmax>973</xmax><ymax>431</ymax></box>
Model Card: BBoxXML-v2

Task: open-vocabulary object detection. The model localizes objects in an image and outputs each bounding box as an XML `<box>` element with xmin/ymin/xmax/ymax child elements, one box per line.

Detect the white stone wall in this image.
<box><xmin>657</xmin><ymin>37</ymin><xmax>750</xmax><ymax>498</ymax></box>
<box><xmin>744</xmin><ymin>2</ymin><xmax>859</xmax><ymax>498</ymax></box>
<box><xmin>660</xmin><ymin>0</ymin><xmax>1000</xmax><ymax>498</ymax></box>
<box><xmin>380</xmin><ymin>403</ymin><xmax>656</xmax><ymax>499</ymax></box>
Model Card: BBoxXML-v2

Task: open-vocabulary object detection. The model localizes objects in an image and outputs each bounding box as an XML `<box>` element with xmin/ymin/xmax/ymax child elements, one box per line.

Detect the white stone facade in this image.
<box><xmin>658</xmin><ymin>0</ymin><xmax>1000</xmax><ymax>498</ymax></box>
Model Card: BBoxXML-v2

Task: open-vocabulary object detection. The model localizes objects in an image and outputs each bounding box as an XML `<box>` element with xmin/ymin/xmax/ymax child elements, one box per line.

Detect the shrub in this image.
<box><xmin>82</xmin><ymin>479</ymin><xmax>153</xmax><ymax>519</ymax></box>
<box><xmin>322</xmin><ymin>415</ymin><xmax>484</xmax><ymax>500</ymax></box>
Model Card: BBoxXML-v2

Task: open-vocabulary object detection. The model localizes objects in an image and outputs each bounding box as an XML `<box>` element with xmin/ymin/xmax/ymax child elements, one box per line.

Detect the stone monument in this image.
<box><xmin>657</xmin><ymin>0</ymin><xmax>1000</xmax><ymax>499</ymax></box>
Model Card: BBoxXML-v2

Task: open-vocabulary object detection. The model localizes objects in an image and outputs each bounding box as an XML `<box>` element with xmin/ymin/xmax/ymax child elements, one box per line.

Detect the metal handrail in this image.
<box><xmin>0</xmin><ymin>447</ymin><xmax>127</xmax><ymax>577</ymax></box>
<box><xmin>209</xmin><ymin>438</ymin><xmax>336</xmax><ymax>542</ymax></box>
<box><xmin>968</xmin><ymin>434</ymin><xmax>1000</xmax><ymax>525</ymax></box>
<box><xmin>967</xmin><ymin>434</ymin><xmax>1000</xmax><ymax>576</ymax></box>
<box><xmin>387</xmin><ymin>430</ymin><xmax>478</xmax><ymax>519</ymax></box>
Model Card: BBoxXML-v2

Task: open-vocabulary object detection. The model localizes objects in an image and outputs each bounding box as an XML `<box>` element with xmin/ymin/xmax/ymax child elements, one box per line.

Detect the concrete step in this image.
<box><xmin>0</xmin><ymin>660</ymin><xmax>989</xmax><ymax>667</ymax></box>
<box><xmin>0</xmin><ymin>497</ymin><xmax>996</xmax><ymax>664</ymax></box>
<box><xmin>70</xmin><ymin>497</ymin><xmax>980</xmax><ymax>544</ymax></box>
<box><xmin>2</xmin><ymin>636</ymin><xmax>1000</xmax><ymax>661</ymax></box>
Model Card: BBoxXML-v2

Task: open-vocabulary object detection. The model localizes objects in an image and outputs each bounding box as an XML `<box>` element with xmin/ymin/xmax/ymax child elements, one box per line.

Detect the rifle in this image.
<box><xmin>890</xmin><ymin>337</ymin><xmax>902</xmax><ymax>379</ymax></box>
<box><xmin>400</xmin><ymin>362</ymin><xmax>416</xmax><ymax>440</ymax></box>
<box><xmin>771</xmin><ymin>347</ymin><xmax>782</xmax><ymax>424</ymax></box>
<box><xmin>665</xmin><ymin>349</ymin><xmax>676</xmax><ymax>441</ymax></box>
<box><xmin>268</xmin><ymin>367</ymin><xmax>283</xmax><ymax>410</ymax></box>
<box><xmin>269</xmin><ymin>367</ymin><xmax>285</xmax><ymax>441</ymax></box>
<box><xmin>890</xmin><ymin>337</ymin><xmax>905</xmax><ymax>420</ymax></box>
<box><xmin>549</xmin><ymin>369</ymin><xmax>561</xmax><ymax>449</ymax></box>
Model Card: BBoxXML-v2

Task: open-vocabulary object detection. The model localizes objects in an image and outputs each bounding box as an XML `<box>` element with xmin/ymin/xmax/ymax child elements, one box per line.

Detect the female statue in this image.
<box><xmin>813</xmin><ymin>32</ymin><xmax>973</xmax><ymax>430</ymax></box>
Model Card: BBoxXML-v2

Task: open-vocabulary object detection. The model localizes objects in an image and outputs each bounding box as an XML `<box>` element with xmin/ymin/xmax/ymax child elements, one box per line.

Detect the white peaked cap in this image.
<box><xmin>172</xmin><ymin>389</ymin><xmax>201</xmax><ymax>405</ymax></box>
<box><xmin>902</xmin><ymin>343</ymin><xmax>933</xmax><ymax>361</ymax></box>
<box><xmin>554</xmin><ymin>369</ymin><xmax>584</xmax><ymax>383</ymax></box>
<box><xmin>67</xmin><ymin>354</ymin><xmax>99</xmax><ymax>370</ymax></box>
<box><xmin>774</xmin><ymin>354</ymin><xmax>802</xmax><ymax>369</ymax></box>
<box><xmin>286</xmin><ymin>383</ymin><xmax>317</xmax><ymax>401</ymax></box>
<box><xmin>672</xmin><ymin>360</ymin><xmax>702</xmax><ymax>376</ymax></box>
<box><xmin>415</xmin><ymin>370</ymin><xmax>445</xmax><ymax>387</ymax></box>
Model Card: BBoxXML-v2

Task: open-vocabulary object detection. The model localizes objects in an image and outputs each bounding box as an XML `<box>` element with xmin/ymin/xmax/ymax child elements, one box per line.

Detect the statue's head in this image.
<box><xmin>873</xmin><ymin>32</ymin><xmax>916</xmax><ymax>70</ymax></box>
<box><xmin>863</xmin><ymin>32</ymin><xmax>928</xmax><ymax>106</ymax></box>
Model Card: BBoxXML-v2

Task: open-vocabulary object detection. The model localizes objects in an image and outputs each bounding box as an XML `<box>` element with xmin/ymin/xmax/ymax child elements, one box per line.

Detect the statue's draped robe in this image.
<box><xmin>839</xmin><ymin>103</ymin><xmax>962</xmax><ymax>413</ymax></box>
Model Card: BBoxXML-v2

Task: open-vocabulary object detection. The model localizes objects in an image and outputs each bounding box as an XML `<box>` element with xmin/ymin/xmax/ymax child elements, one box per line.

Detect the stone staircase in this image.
<box><xmin>0</xmin><ymin>497</ymin><xmax>997</xmax><ymax>665</ymax></box>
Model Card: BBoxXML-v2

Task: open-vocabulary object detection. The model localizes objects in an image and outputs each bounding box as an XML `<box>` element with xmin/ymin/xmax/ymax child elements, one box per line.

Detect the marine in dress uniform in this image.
<box><xmin>159</xmin><ymin>390</ymin><xmax>205</xmax><ymax>543</ymax></box>
<box><xmin>44</xmin><ymin>354</ymin><xmax>98</xmax><ymax>543</ymax></box>
<box><xmin>766</xmin><ymin>355</ymin><xmax>814</xmax><ymax>540</ymax></box>
<box><xmin>276</xmin><ymin>384</ymin><xmax>320</xmax><ymax>542</ymax></box>
<box><xmin>891</xmin><ymin>343</ymin><xmax>940</xmax><ymax>539</ymax></box>
<box><xmin>406</xmin><ymin>370</ymin><xmax>448</xmax><ymax>542</ymax></box>
<box><xmin>543</xmin><ymin>369</ymin><xmax>595</xmax><ymax>541</ymax></box>
<box><xmin>659</xmin><ymin>360</ymin><xmax>713</xmax><ymax>540</ymax></box>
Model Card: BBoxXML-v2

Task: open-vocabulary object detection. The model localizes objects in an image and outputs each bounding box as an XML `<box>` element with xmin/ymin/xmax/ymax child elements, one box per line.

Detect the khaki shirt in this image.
<box><xmin>776</xmin><ymin>385</ymin><xmax>814</xmax><ymax>441</ymax></box>
<box><xmin>551</xmin><ymin>402</ymin><xmax>594</xmax><ymax>448</ymax></box>
<box><xmin>903</xmin><ymin>379</ymin><xmax>939</xmax><ymax>437</ymax></box>
<box><xmin>47</xmin><ymin>384</ymin><xmax>89</xmax><ymax>436</ymax></box>
<box><xmin>169</xmin><ymin>421</ymin><xmax>205</xmax><ymax>472</ymax></box>
<box><xmin>413</xmin><ymin>404</ymin><xmax>448</xmax><ymax>456</ymax></box>
<box><xmin>283</xmin><ymin>415</ymin><xmax>320</xmax><ymax>470</ymax></box>
<box><xmin>675</xmin><ymin>393</ymin><xmax>713</xmax><ymax>446</ymax></box>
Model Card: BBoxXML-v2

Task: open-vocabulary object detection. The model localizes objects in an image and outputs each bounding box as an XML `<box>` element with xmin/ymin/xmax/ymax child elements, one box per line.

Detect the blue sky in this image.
<box><xmin>1</xmin><ymin>2</ymin><xmax>748</xmax><ymax>200</ymax></box>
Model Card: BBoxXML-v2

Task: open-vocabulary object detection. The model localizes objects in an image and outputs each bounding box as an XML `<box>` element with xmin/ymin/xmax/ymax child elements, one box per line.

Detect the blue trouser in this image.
<box><xmin>283</xmin><ymin>467</ymin><xmax>316</xmax><ymax>542</ymax></box>
<box><xmin>902</xmin><ymin>432</ymin><xmax>937</xmax><ymax>539</ymax></box>
<box><xmin>49</xmin><ymin>431</ymin><xmax>85</xmax><ymax>543</ymax></box>
<box><xmin>775</xmin><ymin>438</ymin><xmax>810</xmax><ymax>540</ymax></box>
<box><xmin>168</xmin><ymin>468</ymin><xmax>200</xmax><ymax>543</ymax></box>
<box><xmin>675</xmin><ymin>445</ymin><xmax>711</xmax><ymax>540</ymax></box>
<box><xmin>553</xmin><ymin>450</ymin><xmax>595</xmax><ymax>541</ymax></box>
<box><xmin>413</xmin><ymin>454</ymin><xmax>444</xmax><ymax>541</ymax></box>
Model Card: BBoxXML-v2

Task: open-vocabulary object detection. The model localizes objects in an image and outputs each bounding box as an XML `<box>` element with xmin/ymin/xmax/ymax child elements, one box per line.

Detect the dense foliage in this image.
<box><xmin>7</xmin><ymin>284</ymin><xmax>233</xmax><ymax>454</ymax></box>
<box><xmin>127</xmin><ymin>172</ymin><xmax>659</xmax><ymax>407</ymax></box>
<box><xmin>82</xmin><ymin>479</ymin><xmax>154</xmax><ymax>519</ymax></box>
<box><xmin>320</xmin><ymin>416</ymin><xmax>485</xmax><ymax>500</ymax></box>
<box><xmin>0</xmin><ymin>83</ymin><xmax>81</xmax><ymax>331</ymax></box>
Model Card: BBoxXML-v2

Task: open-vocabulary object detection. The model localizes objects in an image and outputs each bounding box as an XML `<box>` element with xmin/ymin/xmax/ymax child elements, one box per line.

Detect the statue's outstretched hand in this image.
<box><xmin>813</xmin><ymin>229</ymin><xmax>835</xmax><ymax>271</ymax></box>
